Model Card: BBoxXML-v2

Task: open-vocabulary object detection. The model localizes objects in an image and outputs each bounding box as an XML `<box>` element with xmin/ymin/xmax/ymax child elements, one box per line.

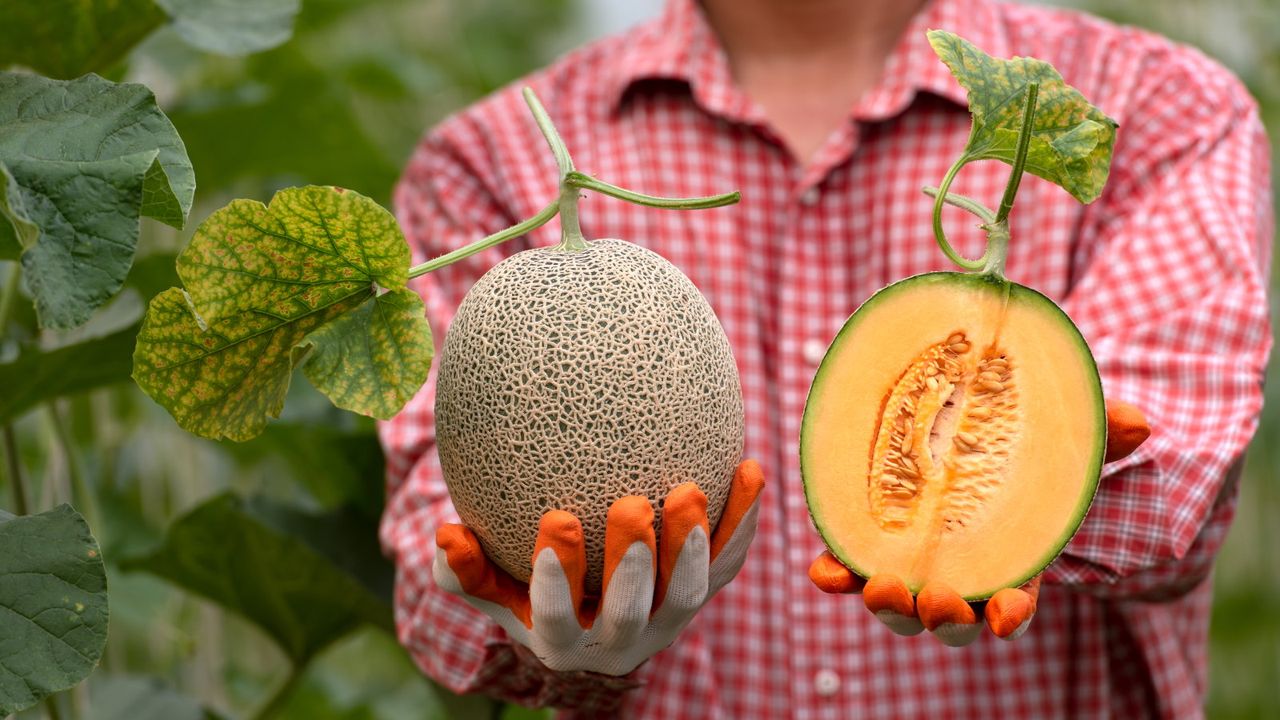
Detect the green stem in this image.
<box><xmin>930</xmin><ymin>153</ymin><xmax>986</xmax><ymax>272</ymax></box>
<box><xmin>994</xmin><ymin>83</ymin><xmax>1039</xmax><ymax>225</ymax></box>
<box><xmin>43</xmin><ymin>694</ymin><xmax>63</xmax><ymax>720</ymax></box>
<box><xmin>566</xmin><ymin>172</ymin><xmax>741</xmax><ymax>210</ymax></box>
<box><xmin>251</xmin><ymin>665</ymin><xmax>305</xmax><ymax>720</ymax></box>
<box><xmin>2</xmin><ymin>424</ymin><xmax>28</xmax><ymax>515</ymax></box>
<box><xmin>0</xmin><ymin>261</ymin><xmax>20</xmax><ymax>335</ymax></box>
<box><xmin>921</xmin><ymin>187</ymin><xmax>996</xmax><ymax>225</ymax></box>
<box><xmin>522</xmin><ymin>87</ymin><xmax>586</xmax><ymax>250</ymax></box>
<box><xmin>522</xmin><ymin>87</ymin><xmax>574</xmax><ymax>177</ymax></box>
<box><xmin>929</xmin><ymin>82</ymin><xmax>1041</xmax><ymax>277</ymax></box>
<box><xmin>43</xmin><ymin>403</ymin><xmax>98</xmax><ymax>531</ymax></box>
<box><xmin>406</xmin><ymin>201</ymin><xmax>560</xmax><ymax>279</ymax></box>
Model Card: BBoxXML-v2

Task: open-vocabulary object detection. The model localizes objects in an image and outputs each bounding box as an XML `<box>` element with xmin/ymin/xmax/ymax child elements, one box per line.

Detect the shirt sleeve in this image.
<box><xmin>1046</xmin><ymin>68</ymin><xmax>1273</xmax><ymax>599</ymax></box>
<box><xmin>378</xmin><ymin>115</ymin><xmax>636</xmax><ymax>708</ymax></box>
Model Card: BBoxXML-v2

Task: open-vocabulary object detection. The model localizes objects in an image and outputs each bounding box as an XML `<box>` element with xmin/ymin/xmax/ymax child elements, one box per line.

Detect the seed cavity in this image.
<box><xmin>868</xmin><ymin>332</ymin><xmax>1020</xmax><ymax>531</ymax></box>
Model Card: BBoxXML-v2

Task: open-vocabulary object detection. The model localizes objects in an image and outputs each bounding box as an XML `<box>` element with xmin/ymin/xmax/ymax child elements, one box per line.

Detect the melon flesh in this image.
<box><xmin>801</xmin><ymin>273</ymin><xmax>1104</xmax><ymax>600</ymax></box>
<box><xmin>436</xmin><ymin>239</ymin><xmax>744</xmax><ymax>594</ymax></box>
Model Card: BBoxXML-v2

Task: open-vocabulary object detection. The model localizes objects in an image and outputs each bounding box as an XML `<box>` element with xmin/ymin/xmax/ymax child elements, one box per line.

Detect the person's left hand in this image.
<box><xmin>808</xmin><ymin>400</ymin><xmax>1151</xmax><ymax>646</ymax></box>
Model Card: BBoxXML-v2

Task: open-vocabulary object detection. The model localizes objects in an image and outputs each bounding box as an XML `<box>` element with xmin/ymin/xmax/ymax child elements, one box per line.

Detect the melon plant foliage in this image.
<box><xmin>133</xmin><ymin>185</ymin><xmax>433</xmax><ymax>441</ymax></box>
<box><xmin>0</xmin><ymin>507</ymin><xmax>109</xmax><ymax>715</ymax></box>
<box><xmin>0</xmin><ymin>2</ymin><xmax>304</xmax><ymax>716</ymax></box>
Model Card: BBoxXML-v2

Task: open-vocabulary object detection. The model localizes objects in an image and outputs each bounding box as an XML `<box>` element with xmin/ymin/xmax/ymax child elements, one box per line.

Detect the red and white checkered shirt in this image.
<box><xmin>379</xmin><ymin>0</ymin><xmax>1273</xmax><ymax>717</ymax></box>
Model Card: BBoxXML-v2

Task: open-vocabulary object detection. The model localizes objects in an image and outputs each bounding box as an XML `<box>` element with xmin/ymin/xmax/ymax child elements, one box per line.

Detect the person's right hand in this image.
<box><xmin>433</xmin><ymin>460</ymin><xmax>765</xmax><ymax>676</ymax></box>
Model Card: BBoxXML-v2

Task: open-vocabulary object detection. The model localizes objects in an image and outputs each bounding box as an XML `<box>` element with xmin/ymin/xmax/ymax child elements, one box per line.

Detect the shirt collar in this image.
<box><xmin>607</xmin><ymin>0</ymin><xmax>1011</xmax><ymax>122</ymax></box>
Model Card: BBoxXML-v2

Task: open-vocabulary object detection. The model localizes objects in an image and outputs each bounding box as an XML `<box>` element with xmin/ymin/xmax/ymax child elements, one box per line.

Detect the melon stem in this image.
<box><xmin>928</xmin><ymin>82</ymin><xmax>1040</xmax><ymax>280</ymax></box>
<box><xmin>406</xmin><ymin>201</ymin><xmax>561</xmax><ymax>278</ymax></box>
<box><xmin>408</xmin><ymin>89</ymin><xmax>744</xmax><ymax>277</ymax></box>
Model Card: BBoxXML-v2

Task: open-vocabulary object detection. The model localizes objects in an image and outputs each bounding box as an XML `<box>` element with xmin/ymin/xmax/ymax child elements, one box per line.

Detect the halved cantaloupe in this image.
<box><xmin>800</xmin><ymin>272</ymin><xmax>1104</xmax><ymax>601</ymax></box>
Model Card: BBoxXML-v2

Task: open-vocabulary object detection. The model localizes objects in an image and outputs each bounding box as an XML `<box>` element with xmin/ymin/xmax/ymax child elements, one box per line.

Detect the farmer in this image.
<box><xmin>379</xmin><ymin>0</ymin><xmax>1272</xmax><ymax>716</ymax></box>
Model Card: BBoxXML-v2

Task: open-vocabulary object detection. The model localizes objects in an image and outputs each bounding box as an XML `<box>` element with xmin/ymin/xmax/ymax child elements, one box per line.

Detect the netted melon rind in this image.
<box><xmin>436</xmin><ymin>238</ymin><xmax>745</xmax><ymax>593</ymax></box>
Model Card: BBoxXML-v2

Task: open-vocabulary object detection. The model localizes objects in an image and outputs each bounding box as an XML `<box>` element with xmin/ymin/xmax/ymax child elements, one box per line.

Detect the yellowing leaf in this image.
<box><xmin>133</xmin><ymin>186</ymin><xmax>431</xmax><ymax>441</ymax></box>
<box><xmin>928</xmin><ymin>30</ymin><xmax>1117</xmax><ymax>204</ymax></box>
<box><xmin>302</xmin><ymin>288</ymin><xmax>433</xmax><ymax>420</ymax></box>
<box><xmin>176</xmin><ymin>186</ymin><xmax>407</xmax><ymax>322</ymax></box>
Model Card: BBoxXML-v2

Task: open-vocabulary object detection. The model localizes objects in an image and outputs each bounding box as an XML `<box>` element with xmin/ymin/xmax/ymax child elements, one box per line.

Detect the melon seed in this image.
<box><xmin>968</xmin><ymin>406</ymin><xmax>992</xmax><ymax>420</ymax></box>
<box><xmin>901</xmin><ymin>431</ymin><xmax>914</xmax><ymax>453</ymax></box>
<box><xmin>980</xmin><ymin>379</ymin><xmax>1004</xmax><ymax>393</ymax></box>
<box><xmin>947</xmin><ymin>332</ymin><xmax>966</xmax><ymax>345</ymax></box>
<box><xmin>926</xmin><ymin>376</ymin><xmax>940</xmax><ymax>391</ymax></box>
<box><xmin>957</xmin><ymin>431</ymin><xmax>979</xmax><ymax>447</ymax></box>
<box><xmin>949</xmin><ymin>342</ymin><xmax>971</xmax><ymax>353</ymax></box>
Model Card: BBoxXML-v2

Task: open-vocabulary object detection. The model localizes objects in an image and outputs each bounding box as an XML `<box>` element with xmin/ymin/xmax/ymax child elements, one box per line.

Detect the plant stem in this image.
<box><xmin>994</xmin><ymin>82</ymin><xmax>1039</xmax><ymax>225</ymax></box>
<box><xmin>522</xmin><ymin>87</ymin><xmax>587</xmax><ymax>250</ymax></box>
<box><xmin>2</xmin><ymin>424</ymin><xmax>28</xmax><ymax>515</ymax></box>
<box><xmin>930</xmin><ymin>153</ymin><xmax>986</xmax><ymax>272</ymax></box>
<box><xmin>43</xmin><ymin>403</ymin><xmax>99</xmax><ymax>531</ymax></box>
<box><xmin>522</xmin><ymin>87</ymin><xmax>574</xmax><ymax>178</ymax></box>
<box><xmin>43</xmin><ymin>694</ymin><xmax>63</xmax><ymax>720</ymax></box>
<box><xmin>250</xmin><ymin>665</ymin><xmax>305</xmax><ymax>720</ymax></box>
<box><xmin>566</xmin><ymin>172</ymin><xmax>740</xmax><ymax>210</ymax></box>
<box><xmin>921</xmin><ymin>187</ymin><xmax>996</xmax><ymax>225</ymax></box>
<box><xmin>406</xmin><ymin>201</ymin><xmax>560</xmax><ymax>279</ymax></box>
<box><xmin>0</xmin><ymin>261</ymin><xmax>19</xmax><ymax>335</ymax></box>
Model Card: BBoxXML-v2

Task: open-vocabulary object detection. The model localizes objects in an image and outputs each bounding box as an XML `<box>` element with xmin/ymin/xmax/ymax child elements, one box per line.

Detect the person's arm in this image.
<box><xmin>379</xmin><ymin>117</ymin><xmax>637</xmax><ymax>709</ymax></box>
<box><xmin>1048</xmin><ymin>63</ymin><xmax>1272</xmax><ymax>600</ymax></box>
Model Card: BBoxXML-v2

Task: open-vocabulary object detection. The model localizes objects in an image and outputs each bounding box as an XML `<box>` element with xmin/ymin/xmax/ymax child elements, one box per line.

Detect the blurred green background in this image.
<box><xmin>1</xmin><ymin>0</ymin><xmax>1276</xmax><ymax>718</ymax></box>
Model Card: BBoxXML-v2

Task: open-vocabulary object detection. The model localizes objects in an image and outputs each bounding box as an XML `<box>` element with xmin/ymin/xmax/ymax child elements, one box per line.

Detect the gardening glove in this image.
<box><xmin>809</xmin><ymin>400</ymin><xmax>1151</xmax><ymax>646</ymax></box>
<box><xmin>434</xmin><ymin>460</ymin><xmax>765</xmax><ymax>676</ymax></box>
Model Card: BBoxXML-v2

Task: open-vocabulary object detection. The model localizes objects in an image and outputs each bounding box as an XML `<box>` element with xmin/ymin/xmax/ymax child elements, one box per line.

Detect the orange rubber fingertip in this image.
<box><xmin>863</xmin><ymin>575</ymin><xmax>916</xmax><ymax>616</ymax></box>
<box><xmin>534</xmin><ymin>510</ymin><xmax>587</xmax><ymax>612</ymax></box>
<box><xmin>602</xmin><ymin>496</ymin><xmax>657</xmax><ymax>596</ymax></box>
<box><xmin>808</xmin><ymin>553</ymin><xmax>863</xmax><ymax>594</ymax></box>
<box><xmin>985</xmin><ymin>588</ymin><xmax>1036</xmax><ymax>638</ymax></box>
<box><xmin>710</xmin><ymin>460</ymin><xmax>765</xmax><ymax>559</ymax></box>
<box><xmin>656</xmin><ymin>484</ymin><xmax>710</xmax><ymax>609</ymax></box>
<box><xmin>1105</xmin><ymin>401</ymin><xmax>1152</xmax><ymax>462</ymax></box>
<box><xmin>916</xmin><ymin>582</ymin><xmax>977</xmax><ymax>630</ymax></box>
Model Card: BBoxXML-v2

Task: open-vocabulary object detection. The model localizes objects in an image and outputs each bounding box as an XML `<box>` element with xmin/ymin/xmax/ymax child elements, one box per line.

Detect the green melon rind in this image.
<box><xmin>799</xmin><ymin>271</ymin><xmax>1106</xmax><ymax>601</ymax></box>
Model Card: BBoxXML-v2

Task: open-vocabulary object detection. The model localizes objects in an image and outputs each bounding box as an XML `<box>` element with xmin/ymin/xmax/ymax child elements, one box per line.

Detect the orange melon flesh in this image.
<box><xmin>801</xmin><ymin>273</ymin><xmax>1104</xmax><ymax>600</ymax></box>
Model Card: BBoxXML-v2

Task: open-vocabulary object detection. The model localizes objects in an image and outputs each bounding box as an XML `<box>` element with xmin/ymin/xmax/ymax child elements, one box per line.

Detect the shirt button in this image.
<box><xmin>799</xmin><ymin>187</ymin><xmax>820</xmax><ymax>206</ymax></box>
<box><xmin>803</xmin><ymin>338</ymin><xmax>827</xmax><ymax>366</ymax></box>
<box><xmin>814</xmin><ymin>669</ymin><xmax>841</xmax><ymax>697</ymax></box>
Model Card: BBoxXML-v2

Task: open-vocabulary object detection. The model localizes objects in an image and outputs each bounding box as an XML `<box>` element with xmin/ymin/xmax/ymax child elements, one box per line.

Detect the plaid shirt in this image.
<box><xmin>379</xmin><ymin>0</ymin><xmax>1273</xmax><ymax>717</ymax></box>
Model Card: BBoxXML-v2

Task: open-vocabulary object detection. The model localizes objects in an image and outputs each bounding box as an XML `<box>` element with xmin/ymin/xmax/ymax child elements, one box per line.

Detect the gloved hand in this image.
<box><xmin>434</xmin><ymin>460</ymin><xmax>765</xmax><ymax>676</ymax></box>
<box><xmin>809</xmin><ymin>400</ymin><xmax>1151</xmax><ymax>646</ymax></box>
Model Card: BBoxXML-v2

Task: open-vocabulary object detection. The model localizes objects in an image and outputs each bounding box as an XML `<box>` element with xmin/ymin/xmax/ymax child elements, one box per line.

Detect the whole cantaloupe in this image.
<box><xmin>435</xmin><ymin>238</ymin><xmax>744</xmax><ymax>593</ymax></box>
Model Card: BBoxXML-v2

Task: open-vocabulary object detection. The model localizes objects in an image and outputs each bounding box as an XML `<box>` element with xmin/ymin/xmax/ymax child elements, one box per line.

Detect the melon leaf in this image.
<box><xmin>119</xmin><ymin>493</ymin><xmax>392</xmax><ymax>665</ymax></box>
<box><xmin>155</xmin><ymin>0</ymin><xmax>301</xmax><ymax>56</ymax></box>
<box><xmin>133</xmin><ymin>186</ymin><xmax>430</xmax><ymax>441</ymax></box>
<box><xmin>927</xmin><ymin>29</ymin><xmax>1117</xmax><ymax>204</ymax></box>
<box><xmin>0</xmin><ymin>0</ymin><xmax>166</xmax><ymax>79</ymax></box>
<box><xmin>301</xmin><ymin>288</ymin><xmax>433</xmax><ymax>421</ymax></box>
<box><xmin>0</xmin><ymin>73</ymin><xmax>195</xmax><ymax>329</ymax></box>
<box><xmin>0</xmin><ymin>505</ymin><xmax>110</xmax><ymax>716</ymax></box>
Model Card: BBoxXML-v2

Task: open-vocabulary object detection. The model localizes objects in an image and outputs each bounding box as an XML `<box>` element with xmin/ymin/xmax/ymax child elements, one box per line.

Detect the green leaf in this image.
<box><xmin>0</xmin><ymin>162</ymin><xmax>38</xmax><ymax>260</ymax></box>
<box><xmin>0</xmin><ymin>73</ymin><xmax>195</xmax><ymax>328</ymax></box>
<box><xmin>120</xmin><ymin>493</ymin><xmax>391</xmax><ymax>664</ymax></box>
<box><xmin>165</xmin><ymin>47</ymin><xmax>401</xmax><ymax>203</ymax></box>
<box><xmin>927</xmin><ymin>30</ymin><xmax>1117</xmax><ymax>204</ymax></box>
<box><xmin>156</xmin><ymin>0</ymin><xmax>301</xmax><ymax>56</ymax></box>
<box><xmin>134</xmin><ymin>186</ymin><xmax>430</xmax><ymax>441</ymax></box>
<box><xmin>302</xmin><ymin>289</ymin><xmax>433</xmax><ymax>420</ymax></box>
<box><xmin>0</xmin><ymin>324</ymin><xmax>139</xmax><ymax>425</ymax></box>
<box><xmin>0</xmin><ymin>0</ymin><xmax>167</xmax><ymax>78</ymax></box>
<box><xmin>219</xmin><ymin>423</ymin><xmax>387</xmax><ymax>516</ymax></box>
<box><xmin>0</xmin><ymin>505</ymin><xmax>110</xmax><ymax>715</ymax></box>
